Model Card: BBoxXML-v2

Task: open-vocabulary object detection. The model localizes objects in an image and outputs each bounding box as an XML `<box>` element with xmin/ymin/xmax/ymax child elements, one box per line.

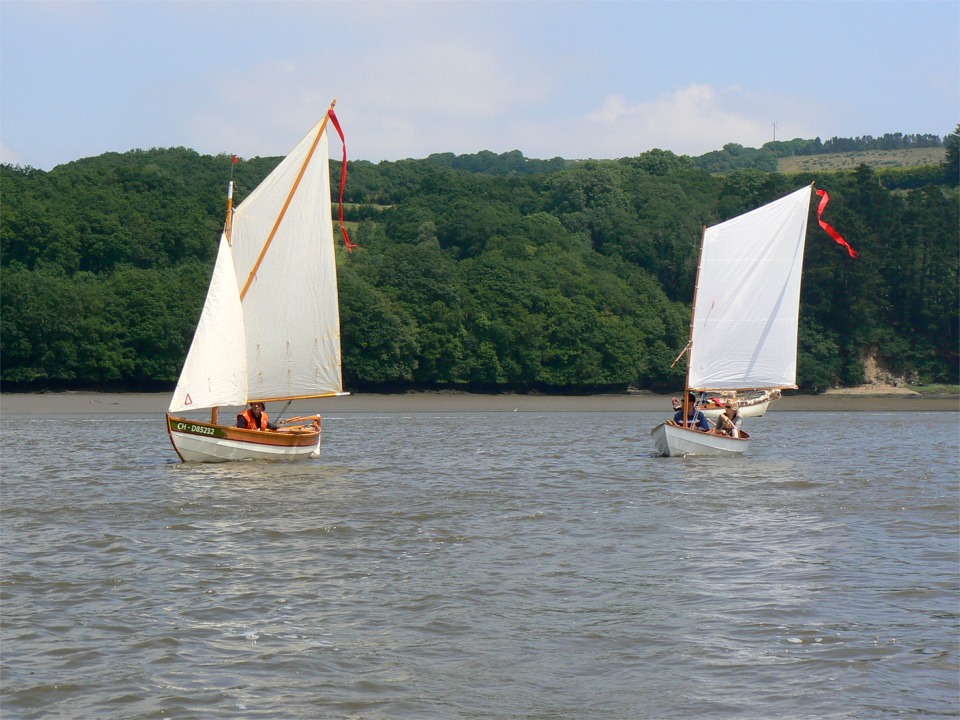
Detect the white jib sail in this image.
<box><xmin>688</xmin><ymin>185</ymin><xmax>812</xmax><ymax>391</ymax></box>
<box><xmin>168</xmin><ymin>233</ymin><xmax>249</xmax><ymax>413</ymax></box>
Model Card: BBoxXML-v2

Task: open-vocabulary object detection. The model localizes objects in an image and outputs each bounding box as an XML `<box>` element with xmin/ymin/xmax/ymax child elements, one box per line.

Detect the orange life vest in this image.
<box><xmin>241</xmin><ymin>409</ymin><xmax>270</xmax><ymax>430</ymax></box>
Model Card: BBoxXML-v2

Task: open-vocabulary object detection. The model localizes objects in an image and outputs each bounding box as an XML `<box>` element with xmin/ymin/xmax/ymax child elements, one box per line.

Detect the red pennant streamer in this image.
<box><xmin>816</xmin><ymin>188</ymin><xmax>857</xmax><ymax>259</ymax></box>
<box><xmin>327</xmin><ymin>108</ymin><xmax>356</xmax><ymax>252</ymax></box>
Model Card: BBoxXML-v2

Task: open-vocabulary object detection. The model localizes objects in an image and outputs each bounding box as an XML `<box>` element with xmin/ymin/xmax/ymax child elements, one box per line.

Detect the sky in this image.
<box><xmin>1</xmin><ymin>0</ymin><xmax>957</xmax><ymax>170</ymax></box>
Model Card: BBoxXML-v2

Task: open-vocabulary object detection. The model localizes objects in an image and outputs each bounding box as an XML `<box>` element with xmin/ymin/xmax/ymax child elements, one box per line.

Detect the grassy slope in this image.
<box><xmin>778</xmin><ymin>147</ymin><xmax>945</xmax><ymax>173</ymax></box>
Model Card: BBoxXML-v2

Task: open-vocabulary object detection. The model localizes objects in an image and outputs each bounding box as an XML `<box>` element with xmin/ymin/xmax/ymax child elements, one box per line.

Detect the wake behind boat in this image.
<box><xmin>167</xmin><ymin>101</ymin><xmax>351</xmax><ymax>463</ymax></box>
<box><xmin>651</xmin><ymin>184</ymin><xmax>855</xmax><ymax>457</ymax></box>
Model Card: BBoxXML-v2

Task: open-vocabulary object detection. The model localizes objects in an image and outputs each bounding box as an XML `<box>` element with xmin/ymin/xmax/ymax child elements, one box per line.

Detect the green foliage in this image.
<box><xmin>695</xmin><ymin>143</ymin><xmax>780</xmax><ymax>173</ymax></box>
<box><xmin>425</xmin><ymin>149</ymin><xmax>568</xmax><ymax>176</ymax></box>
<box><xmin>695</xmin><ymin>132</ymin><xmax>946</xmax><ymax>175</ymax></box>
<box><xmin>944</xmin><ymin>125</ymin><xmax>960</xmax><ymax>186</ymax></box>
<box><xmin>876</xmin><ymin>165</ymin><xmax>948</xmax><ymax>190</ymax></box>
<box><xmin>796</xmin><ymin>319</ymin><xmax>842</xmax><ymax>391</ymax></box>
<box><xmin>1</xmin><ymin>134</ymin><xmax>957</xmax><ymax>393</ymax></box>
<box><xmin>338</xmin><ymin>259</ymin><xmax>420</xmax><ymax>385</ymax></box>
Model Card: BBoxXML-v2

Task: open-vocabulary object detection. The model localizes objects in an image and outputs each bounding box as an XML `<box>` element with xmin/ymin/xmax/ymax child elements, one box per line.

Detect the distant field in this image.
<box><xmin>778</xmin><ymin>147</ymin><xmax>945</xmax><ymax>173</ymax></box>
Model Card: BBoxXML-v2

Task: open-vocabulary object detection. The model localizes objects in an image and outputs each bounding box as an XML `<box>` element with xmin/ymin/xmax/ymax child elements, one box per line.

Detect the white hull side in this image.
<box><xmin>702</xmin><ymin>400</ymin><xmax>770</xmax><ymax>421</ymax></box>
<box><xmin>167</xmin><ymin>416</ymin><xmax>321</xmax><ymax>463</ymax></box>
<box><xmin>650</xmin><ymin>422</ymin><xmax>749</xmax><ymax>457</ymax></box>
<box><xmin>170</xmin><ymin>432</ymin><xmax>320</xmax><ymax>462</ymax></box>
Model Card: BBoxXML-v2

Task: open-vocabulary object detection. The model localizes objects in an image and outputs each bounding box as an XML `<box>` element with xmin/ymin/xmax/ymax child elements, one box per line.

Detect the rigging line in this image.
<box><xmin>274</xmin><ymin>400</ymin><xmax>293</xmax><ymax>425</ymax></box>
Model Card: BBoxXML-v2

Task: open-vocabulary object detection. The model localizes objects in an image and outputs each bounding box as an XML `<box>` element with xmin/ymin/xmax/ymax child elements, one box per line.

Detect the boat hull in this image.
<box><xmin>650</xmin><ymin>422</ymin><xmax>749</xmax><ymax>457</ymax></box>
<box><xmin>701</xmin><ymin>399</ymin><xmax>770</xmax><ymax>421</ymax></box>
<box><xmin>166</xmin><ymin>415</ymin><xmax>320</xmax><ymax>463</ymax></box>
<box><xmin>699</xmin><ymin>390</ymin><xmax>780</xmax><ymax>421</ymax></box>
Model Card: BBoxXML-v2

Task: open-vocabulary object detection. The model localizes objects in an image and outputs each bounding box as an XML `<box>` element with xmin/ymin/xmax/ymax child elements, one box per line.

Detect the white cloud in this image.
<box><xmin>1</xmin><ymin>1</ymin><xmax>955</xmax><ymax>168</ymax></box>
<box><xmin>178</xmin><ymin>29</ymin><xmax>558</xmax><ymax>162</ymax></box>
<box><xmin>0</xmin><ymin>140</ymin><xmax>29</xmax><ymax>168</ymax></box>
<box><xmin>577</xmin><ymin>85</ymin><xmax>772</xmax><ymax>157</ymax></box>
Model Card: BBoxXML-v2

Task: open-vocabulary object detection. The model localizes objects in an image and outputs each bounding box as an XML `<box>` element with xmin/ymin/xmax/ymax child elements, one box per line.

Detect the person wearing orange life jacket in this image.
<box><xmin>236</xmin><ymin>401</ymin><xmax>277</xmax><ymax>431</ymax></box>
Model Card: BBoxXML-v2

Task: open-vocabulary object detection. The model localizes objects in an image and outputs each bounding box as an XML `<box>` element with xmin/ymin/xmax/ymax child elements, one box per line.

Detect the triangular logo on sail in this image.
<box><xmin>184</xmin><ymin>393</ymin><xmax>193</xmax><ymax>406</ymax></box>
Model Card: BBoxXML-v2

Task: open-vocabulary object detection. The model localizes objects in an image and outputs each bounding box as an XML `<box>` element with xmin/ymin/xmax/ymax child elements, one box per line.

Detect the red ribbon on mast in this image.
<box><xmin>327</xmin><ymin>107</ymin><xmax>356</xmax><ymax>252</ymax></box>
<box><xmin>815</xmin><ymin>188</ymin><xmax>857</xmax><ymax>259</ymax></box>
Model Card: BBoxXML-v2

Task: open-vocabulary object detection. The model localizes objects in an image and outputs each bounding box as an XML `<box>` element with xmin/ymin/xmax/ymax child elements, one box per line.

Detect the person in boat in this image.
<box><xmin>713</xmin><ymin>402</ymin><xmax>743</xmax><ymax>438</ymax></box>
<box><xmin>673</xmin><ymin>392</ymin><xmax>711</xmax><ymax>432</ymax></box>
<box><xmin>236</xmin><ymin>401</ymin><xmax>277</xmax><ymax>431</ymax></box>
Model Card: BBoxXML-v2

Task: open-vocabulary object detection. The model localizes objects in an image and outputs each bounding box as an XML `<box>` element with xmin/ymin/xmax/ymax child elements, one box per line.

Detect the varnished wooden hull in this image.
<box><xmin>166</xmin><ymin>415</ymin><xmax>320</xmax><ymax>463</ymax></box>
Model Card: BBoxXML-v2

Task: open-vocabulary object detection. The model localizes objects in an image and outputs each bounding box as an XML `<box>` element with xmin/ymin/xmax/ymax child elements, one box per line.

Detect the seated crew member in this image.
<box><xmin>673</xmin><ymin>392</ymin><xmax>711</xmax><ymax>432</ymax></box>
<box><xmin>236</xmin><ymin>401</ymin><xmax>277</xmax><ymax>430</ymax></box>
<box><xmin>714</xmin><ymin>402</ymin><xmax>743</xmax><ymax>438</ymax></box>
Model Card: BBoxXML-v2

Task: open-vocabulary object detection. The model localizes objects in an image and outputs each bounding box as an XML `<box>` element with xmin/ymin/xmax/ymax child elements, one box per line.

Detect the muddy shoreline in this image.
<box><xmin>1</xmin><ymin>390</ymin><xmax>956</xmax><ymax>415</ymax></box>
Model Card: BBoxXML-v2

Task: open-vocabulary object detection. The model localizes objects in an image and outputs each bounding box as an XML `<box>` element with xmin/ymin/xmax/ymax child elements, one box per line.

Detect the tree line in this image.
<box><xmin>2</xmin><ymin>128</ymin><xmax>957</xmax><ymax>394</ymax></box>
<box><xmin>694</xmin><ymin>132</ymin><xmax>950</xmax><ymax>174</ymax></box>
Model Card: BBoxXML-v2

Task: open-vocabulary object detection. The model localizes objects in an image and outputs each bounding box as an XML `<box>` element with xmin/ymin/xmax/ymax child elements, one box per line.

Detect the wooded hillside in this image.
<box><xmin>2</xmin><ymin>129</ymin><xmax>957</xmax><ymax>393</ymax></box>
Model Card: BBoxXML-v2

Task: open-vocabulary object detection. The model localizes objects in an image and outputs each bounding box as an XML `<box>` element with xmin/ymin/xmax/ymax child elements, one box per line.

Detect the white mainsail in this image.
<box><xmin>230</xmin><ymin>122</ymin><xmax>343</xmax><ymax>403</ymax></box>
<box><xmin>168</xmin><ymin>233</ymin><xmax>248</xmax><ymax>413</ymax></box>
<box><xmin>687</xmin><ymin>185</ymin><xmax>812</xmax><ymax>391</ymax></box>
<box><xmin>169</xmin><ymin>116</ymin><xmax>343</xmax><ymax>413</ymax></box>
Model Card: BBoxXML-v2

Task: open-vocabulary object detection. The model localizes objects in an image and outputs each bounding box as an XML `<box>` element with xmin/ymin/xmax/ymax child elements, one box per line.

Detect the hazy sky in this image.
<box><xmin>2</xmin><ymin>0</ymin><xmax>957</xmax><ymax>170</ymax></box>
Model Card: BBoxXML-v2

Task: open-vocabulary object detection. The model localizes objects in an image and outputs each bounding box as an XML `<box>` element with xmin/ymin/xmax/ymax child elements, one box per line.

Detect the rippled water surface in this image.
<box><xmin>2</xmin><ymin>410</ymin><xmax>958</xmax><ymax>719</ymax></box>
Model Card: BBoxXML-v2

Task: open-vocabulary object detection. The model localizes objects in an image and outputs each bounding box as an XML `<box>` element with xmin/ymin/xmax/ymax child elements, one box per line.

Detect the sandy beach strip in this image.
<box><xmin>1</xmin><ymin>390</ymin><xmax>957</xmax><ymax>415</ymax></box>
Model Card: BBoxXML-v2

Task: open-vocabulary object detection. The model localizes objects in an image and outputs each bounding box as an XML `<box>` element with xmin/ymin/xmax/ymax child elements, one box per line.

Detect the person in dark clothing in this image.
<box><xmin>672</xmin><ymin>392</ymin><xmax>712</xmax><ymax>432</ymax></box>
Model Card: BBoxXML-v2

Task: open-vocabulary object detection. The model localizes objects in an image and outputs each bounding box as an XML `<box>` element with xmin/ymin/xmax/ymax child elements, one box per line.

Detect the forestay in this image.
<box><xmin>687</xmin><ymin>185</ymin><xmax>812</xmax><ymax>391</ymax></box>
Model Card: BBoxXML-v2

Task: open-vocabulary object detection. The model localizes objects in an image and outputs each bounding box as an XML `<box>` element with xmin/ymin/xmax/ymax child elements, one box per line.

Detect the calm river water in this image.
<box><xmin>2</xmin><ymin>410</ymin><xmax>958</xmax><ymax>719</ymax></box>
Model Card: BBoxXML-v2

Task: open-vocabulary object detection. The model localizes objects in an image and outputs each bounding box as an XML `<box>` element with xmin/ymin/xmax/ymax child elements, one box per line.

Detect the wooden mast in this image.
<box><xmin>224</xmin><ymin>180</ymin><xmax>235</xmax><ymax>244</ymax></box>
<box><xmin>211</xmin><ymin>174</ymin><xmax>237</xmax><ymax>426</ymax></box>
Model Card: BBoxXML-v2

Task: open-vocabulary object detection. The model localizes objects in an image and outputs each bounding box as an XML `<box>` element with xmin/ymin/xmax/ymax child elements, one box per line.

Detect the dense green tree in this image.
<box><xmin>1</xmin><ymin>134</ymin><xmax>956</xmax><ymax>393</ymax></box>
<box><xmin>944</xmin><ymin>124</ymin><xmax>960</xmax><ymax>185</ymax></box>
<box><xmin>338</xmin><ymin>259</ymin><xmax>420</xmax><ymax>385</ymax></box>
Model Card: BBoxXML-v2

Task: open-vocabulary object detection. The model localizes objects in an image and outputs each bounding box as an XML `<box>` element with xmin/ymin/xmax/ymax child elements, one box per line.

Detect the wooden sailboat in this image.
<box><xmin>167</xmin><ymin>102</ymin><xmax>349</xmax><ymax>463</ymax></box>
<box><xmin>696</xmin><ymin>389</ymin><xmax>781</xmax><ymax>421</ymax></box>
<box><xmin>651</xmin><ymin>184</ymin><xmax>821</xmax><ymax>457</ymax></box>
